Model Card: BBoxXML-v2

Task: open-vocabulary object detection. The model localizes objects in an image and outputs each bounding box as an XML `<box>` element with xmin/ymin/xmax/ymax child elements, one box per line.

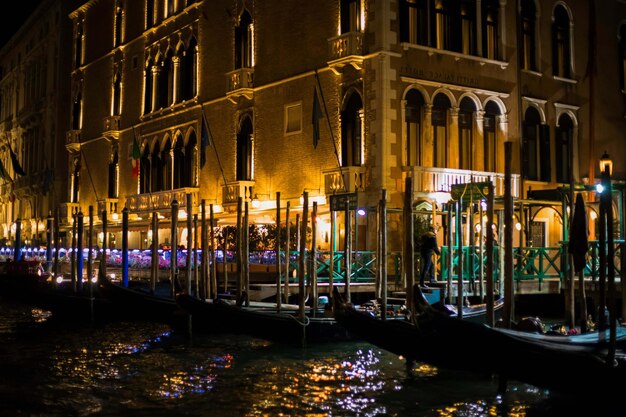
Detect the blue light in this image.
<box><xmin>357</xmin><ymin>208</ymin><xmax>366</xmax><ymax>216</ymax></box>
<box><xmin>596</xmin><ymin>184</ymin><xmax>604</xmax><ymax>194</ymax></box>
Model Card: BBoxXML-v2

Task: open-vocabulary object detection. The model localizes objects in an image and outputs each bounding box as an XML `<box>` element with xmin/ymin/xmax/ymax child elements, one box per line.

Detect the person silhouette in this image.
<box><xmin>419</xmin><ymin>225</ymin><xmax>440</xmax><ymax>286</ymax></box>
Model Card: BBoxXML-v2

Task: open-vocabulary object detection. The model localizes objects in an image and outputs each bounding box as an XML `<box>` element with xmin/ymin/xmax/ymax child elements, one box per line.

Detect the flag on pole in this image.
<box><xmin>9</xmin><ymin>146</ymin><xmax>25</xmax><ymax>176</ymax></box>
<box><xmin>200</xmin><ymin>111</ymin><xmax>211</xmax><ymax>169</ymax></box>
<box><xmin>312</xmin><ymin>85</ymin><xmax>322</xmax><ymax>149</ymax></box>
<box><xmin>131</xmin><ymin>133</ymin><xmax>141</xmax><ymax>177</ymax></box>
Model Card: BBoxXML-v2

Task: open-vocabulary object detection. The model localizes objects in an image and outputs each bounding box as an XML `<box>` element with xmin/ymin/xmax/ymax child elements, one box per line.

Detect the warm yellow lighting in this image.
<box><xmin>590</xmin><ymin>211</ymin><xmax>597</xmax><ymax>220</ymax></box>
<box><xmin>56</xmin><ymin>275</ymin><xmax>63</xmax><ymax>284</ymax></box>
<box><xmin>599</xmin><ymin>151</ymin><xmax>613</xmax><ymax>176</ymax></box>
<box><xmin>112</xmin><ymin>213</ymin><xmax>119</xmax><ymax>220</ymax></box>
<box><xmin>515</xmin><ymin>222</ymin><xmax>522</xmax><ymax>231</ymax></box>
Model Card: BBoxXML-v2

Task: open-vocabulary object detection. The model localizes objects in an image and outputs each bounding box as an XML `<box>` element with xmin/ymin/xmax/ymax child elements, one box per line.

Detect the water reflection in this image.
<box><xmin>0</xmin><ymin>300</ymin><xmax>619</xmax><ymax>417</ymax></box>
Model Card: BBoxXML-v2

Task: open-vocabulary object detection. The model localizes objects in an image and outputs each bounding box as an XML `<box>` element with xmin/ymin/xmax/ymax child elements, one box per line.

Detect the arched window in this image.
<box><xmin>552</xmin><ymin>5</ymin><xmax>572</xmax><ymax>78</ymax></box>
<box><xmin>341</xmin><ymin>92</ymin><xmax>363</xmax><ymax>167</ymax></box>
<box><xmin>432</xmin><ymin>93</ymin><xmax>450</xmax><ymax>168</ymax></box>
<box><xmin>161</xmin><ymin>139</ymin><xmax>172</xmax><ymax>190</ymax></box>
<box><xmin>460</xmin><ymin>0</ymin><xmax>476</xmax><ymax>55</ymax></box>
<box><xmin>108</xmin><ymin>147</ymin><xmax>119</xmax><ymax>198</ymax></box>
<box><xmin>173</xmin><ymin>136</ymin><xmax>185</xmax><ymax>189</ymax></box>
<box><xmin>236</xmin><ymin>116</ymin><xmax>253</xmax><ymax>181</ymax></box>
<box><xmin>483</xmin><ymin>101</ymin><xmax>501</xmax><ymax>172</ymax></box>
<box><xmin>151</xmin><ymin>143</ymin><xmax>162</xmax><ymax>192</ymax></box>
<box><xmin>341</xmin><ymin>0</ymin><xmax>361</xmax><ymax>33</ymax></box>
<box><xmin>112</xmin><ymin>71</ymin><xmax>122</xmax><ymax>116</ymax></box>
<box><xmin>523</xmin><ymin>107</ymin><xmax>550</xmax><ymax>181</ymax></box>
<box><xmin>400</xmin><ymin>0</ymin><xmax>428</xmax><ymax>45</ymax></box>
<box><xmin>555</xmin><ymin>114</ymin><xmax>573</xmax><ymax>183</ymax></box>
<box><xmin>158</xmin><ymin>50</ymin><xmax>174</xmax><ymax>108</ymax></box>
<box><xmin>235</xmin><ymin>10</ymin><xmax>253</xmax><ymax>69</ymax></box>
<box><xmin>433</xmin><ymin>0</ymin><xmax>458</xmax><ymax>51</ymax></box>
<box><xmin>71</xmin><ymin>155</ymin><xmax>81</xmax><ymax>203</ymax></box>
<box><xmin>184</xmin><ymin>134</ymin><xmax>197</xmax><ymax>187</ymax></box>
<box><xmin>144</xmin><ymin>59</ymin><xmax>153</xmax><ymax>114</ymax></box>
<box><xmin>74</xmin><ymin>22</ymin><xmax>83</xmax><ymax>69</ymax></box>
<box><xmin>521</xmin><ymin>0</ymin><xmax>537</xmax><ymax>71</ymax></box>
<box><xmin>114</xmin><ymin>1</ymin><xmax>124</xmax><ymax>47</ymax></box>
<box><xmin>72</xmin><ymin>91</ymin><xmax>82</xmax><ymax>130</ymax></box>
<box><xmin>482</xmin><ymin>0</ymin><xmax>499</xmax><ymax>59</ymax></box>
<box><xmin>458</xmin><ymin>97</ymin><xmax>475</xmax><ymax>170</ymax></box>
<box><xmin>180</xmin><ymin>37</ymin><xmax>197</xmax><ymax>101</ymax></box>
<box><xmin>146</xmin><ymin>0</ymin><xmax>155</xmax><ymax>29</ymax></box>
<box><xmin>140</xmin><ymin>144</ymin><xmax>151</xmax><ymax>194</ymax></box>
<box><xmin>405</xmin><ymin>89</ymin><xmax>424</xmax><ymax>166</ymax></box>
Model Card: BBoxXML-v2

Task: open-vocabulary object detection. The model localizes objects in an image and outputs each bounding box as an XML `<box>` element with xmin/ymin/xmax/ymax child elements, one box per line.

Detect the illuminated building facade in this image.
<box><xmin>1</xmin><ymin>0</ymin><xmax>625</xmax><ymax>263</ymax></box>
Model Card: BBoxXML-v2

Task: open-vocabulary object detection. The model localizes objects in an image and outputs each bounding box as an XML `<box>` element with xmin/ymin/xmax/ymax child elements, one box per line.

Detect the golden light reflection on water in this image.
<box><xmin>156</xmin><ymin>353</ymin><xmax>234</xmax><ymax>398</ymax></box>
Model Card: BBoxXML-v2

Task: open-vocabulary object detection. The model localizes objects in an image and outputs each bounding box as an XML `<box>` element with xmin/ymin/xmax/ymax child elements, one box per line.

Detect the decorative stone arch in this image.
<box><xmin>428</xmin><ymin>87</ymin><xmax>457</xmax><ymax>108</ymax></box>
<box><xmin>402</xmin><ymin>83</ymin><xmax>431</xmax><ymax>103</ymax></box>
<box><xmin>401</xmin><ymin>85</ymin><xmax>429</xmax><ymax>167</ymax></box>
<box><xmin>457</xmin><ymin>92</ymin><xmax>482</xmax><ymax>111</ymax></box>
<box><xmin>521</xmin><ymin>97</ymin><xmax>547</xmax><ymax>124</ymax></box>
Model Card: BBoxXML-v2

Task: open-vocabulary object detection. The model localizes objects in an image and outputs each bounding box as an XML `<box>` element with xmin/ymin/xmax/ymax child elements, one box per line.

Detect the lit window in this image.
<box><xmin>552</xmin><ymin>5</ymin><xmax>572</xmax><ymax>78</ymax></box>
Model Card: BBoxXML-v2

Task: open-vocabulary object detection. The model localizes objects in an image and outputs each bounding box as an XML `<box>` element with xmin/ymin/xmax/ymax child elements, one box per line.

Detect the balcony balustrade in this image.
<box><xmin>404</xmin><ymin>166</ymin><xmax>520</xmax><ymax>198</ymax></box>
<box><xmin>97</xmin><ymin>198</ymin><xmax>119</xmax><ymax>221</ymax></box>
<box><xmin>226</xmin><ymin>68</ymin><xmax>254</xmax><ymax>101</ymax></box>
<box><xmin>323</xmin><ymin>166</ymin><xmax>367</xmax><ymax>195</ymax></box>
<box><xmin>65</xmin><ymin>130</ymin><xmax>81</xmax><ymax>152</ymax></box>
<box><xmin>58</xmin><ymin>202</ymin><xmax>80</xmax><ymax>227</ymax></box>
<box><xmin>327</xmin><ymin>32</ymin><xmax>364</xmax><ymax>72</ymax></box>
<box><xmin>221</xmin><ymin>181</ymin><xmax>255</xmax><ymax>207</ymax></box>
<box><xmin>103</xmin><ymin>115</ymin><xmax>121</xmax><ymax>137</ymax></box>
<box><xmin>125</xmin><ymin>187</ymin><xmax>199</xmax><ymax>216</ymax></box>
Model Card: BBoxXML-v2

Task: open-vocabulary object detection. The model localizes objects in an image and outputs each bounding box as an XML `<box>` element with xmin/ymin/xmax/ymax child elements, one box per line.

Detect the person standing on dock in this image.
<box><xmin>419</xmin><ymin>225</ymin><xmax>440</xmax><ymax>286</ymax></box>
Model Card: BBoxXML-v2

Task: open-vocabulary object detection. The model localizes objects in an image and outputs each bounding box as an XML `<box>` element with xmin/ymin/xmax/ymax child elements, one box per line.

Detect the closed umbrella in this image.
<box><xmin>568</xmin><ymin>193</ymin><xmax>589</xmax><ymax>332</ymax></box>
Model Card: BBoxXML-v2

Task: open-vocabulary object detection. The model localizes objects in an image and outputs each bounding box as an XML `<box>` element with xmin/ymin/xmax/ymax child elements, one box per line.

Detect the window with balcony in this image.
<box><xmin>166</xmin><ymin>0</ymin><xmax>175</xmax><ymax>18</ymax></box>
<box><xmin>552</xmin><ymin>4</ymin><xmax>572</xmax><ymax>78</ymax></box>
<box><xmin>236</xmin><ymin>115</ymin><xmax>253</xmax><ymax>181</ymax></box>
<box><xmin>112</xmin><ymin>70</ymin><xmax>121</xmax><ymax>116</ymax></box>
<box><xmin>341</xmin><ymin>0</ymin><xmax>362</xmax><ymax>33</ymax></box>
<box><xmin>433</xmin><ymin>0</ymin><xmax>459</xmax><ymax>51</ymax></box>
<box><xmin>523</xmin><ymin>107</ymin><xmax>550</xmax><ymax>181</ymax></box>
<box><xmin>150</xmin><ymin>144</ymin><xmax>162</xmax><ymax>192</ymax></box>
<box><xmin>235</xmin><ymin>10</ymin><xmax>253</xmax><ymax>69</ymax></box>
<box><xmin>432</xmin><ymin>93</ymin><xmax>450</xmax><ymax>168</ymax></box>
<box><xmin>521</xmin><ymin>0</ymin><xmax>537</xmax><ymax>71</ymax></box>
<box><xmin>555</xmin><ymin>114</ymin><xmax>573</xmax><ymax>183</ymax></box>
<box><xmin>74</xmin><ymin>21</ymin><xmax>83</xmax><ymax>69</ymax></box>
<box><xmin>400</xmin><ymin>0</ymin><xmax>428</xmax><ymax>45</ymax></box>
<box><xmin>114</xmin><ymin>1</ymin><xmax>124</xmax><ymax>48</ymax></box>
<box><xmin>405</xmin><ymin>89</ymin><xmax>424</xmax><ymax>166</ymax></box>
<box><xmin>179</xmin><ymin>37</ymin><xmax>198</xmax><ymax>101</ymax></box>
<box><xmin>482</xmin><ymin>0</ymin><xmax>499</xmax><ymax>60</ymax></box>
<box><xmin>341</xmin><ymin>91</ymin><xmax>363</xmax><ymax>167</ymax></box>
<box><xmin>108</xmin><ymin>147</ymin><xmax>119</xmax><ymax>198</ymax></box>
<box><xmin>458</xmin><ymin>97</ymin><xmax>475</xmax><ymax>170</ymax></box>
<box><xmin>483</xmin><ymin>101</ymin><xmax>501</xmax><ymax>172</ymax></box>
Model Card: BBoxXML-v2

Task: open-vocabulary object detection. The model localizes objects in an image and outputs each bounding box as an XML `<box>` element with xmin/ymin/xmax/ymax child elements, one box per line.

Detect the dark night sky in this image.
<box><xmin>0</xmin><ymin>1</ymin><xmax>42</xmax><ymax>47</ymax></box>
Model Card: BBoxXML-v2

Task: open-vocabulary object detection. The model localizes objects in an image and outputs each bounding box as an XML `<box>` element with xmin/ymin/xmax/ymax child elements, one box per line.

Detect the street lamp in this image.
<box><xmin>599</xmin><ymin>151</ymin><xmax>613</xmax><ymax>176</ymax></box>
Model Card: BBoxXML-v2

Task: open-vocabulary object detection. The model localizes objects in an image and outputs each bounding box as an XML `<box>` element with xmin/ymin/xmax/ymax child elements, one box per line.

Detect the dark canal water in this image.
<box><xmin>0</xmin><ymin>299</ymin><xmax>622</xmax><ymax>417</ymax></box>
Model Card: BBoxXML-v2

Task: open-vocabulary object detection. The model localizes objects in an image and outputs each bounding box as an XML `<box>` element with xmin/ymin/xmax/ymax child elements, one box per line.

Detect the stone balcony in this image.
<box><xmin>226</xmin><ymin>68</ymin><xmax>254</xmax><ymax>101</ymax></box>
<box><xmin>58</xmin><ymin>202</ymin><xmax>80</xmax><ymax>227</ymax></box>
<box><xmin>103</xmin><ymin>115</ymin><xmax>121</xmax><ymax>141</ymax></box>
<box><xmin>125</xmin><ymin>187</ymin><xmax>199</xmax><ymax>217</ymax></box>
<box><xmin>97</xmin><ymin>198</ymin><xmax>119</xmax><ymax>222</ymax></box>
<box><xmin>221</xmin><ymin>180</ymin><xmax>255</xmax><ymax>209</ymax></box>
<box><xmin>403</xmin><ymin>166</ymin><xmax>521</xmax><ymax>199</ymax></box>
<box><xmin>323</xmin><ymin>166</ymin><xmax>367</xmax><ymax>195</ymax></box>
<box><xmin>327</xmin><ymin>32</ymin><xmax>364</xmax><ymax>73</ymax></box>
<box><xmin>65</xmin><ymin>130</ymin><xmax>81</xmax><ymax>152</ymax></box>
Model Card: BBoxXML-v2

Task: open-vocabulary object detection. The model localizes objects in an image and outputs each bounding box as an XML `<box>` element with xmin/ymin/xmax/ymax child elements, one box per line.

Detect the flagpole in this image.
<box><xmin>200</xmin><ymin>103</ymin><xmax>228</xmax><ymax>188</ymax></box>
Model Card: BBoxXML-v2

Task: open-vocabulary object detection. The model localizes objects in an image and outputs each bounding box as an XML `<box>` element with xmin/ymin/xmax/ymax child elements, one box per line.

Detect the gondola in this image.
<box><xmin>97</xmin><ymin>274</ymin><xmax>184</xmax><ymax>322</ymax></box>
<box><xmin>333</xmin><ymin>285</ymin><xmax>626</xmax><ymax>397</ymax></box>
<box><xmin>176</xmin><ymin>293</ymin><xmax>352</xmax><ymax>344</ymax></box>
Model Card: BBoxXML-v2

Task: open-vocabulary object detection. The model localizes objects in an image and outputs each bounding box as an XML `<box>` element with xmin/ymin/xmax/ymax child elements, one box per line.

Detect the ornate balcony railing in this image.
<box><xmin>65</xmin><ymin>130</ymin><xmax>81</xmax><ymax>152</ymax></box>
<box><xmin>125</xmin><ymin>187</ymin><xmax>199</xmax><ymax>216</ymax></box>
<box><xmin>97</xmin><ymin>198</ymin><xmax>119</xmax><ymax>221</ymax></box>
<box><xmin>323</xmin><ymin>166</ymin><xmax>367</xmax><ymax>194</ymax></box>
<box><xmin>404</xmin><ymin>166</ymin><xmax>521</xmax><ymax>198</ymax></box>
<box><xmin>221</xmin><ymin>180</ymin><xmax>255</xmax><ymax>207</ymax></box>
<box><xmin>327</xmin><ymin>32</ymin><xmax>364</xmax><ymax>71</ymax></box>
<box><xmin>226</xmin><ymin>68</ymin><xmax>254</xmax><ymax>101</ymax></box>
<box><xmin>58</xmin><ymin>202</ymin><xmax>80</xmax><ymax>227</ymax></box>
<box><xmin>103</xmin><ymin>115</ymin><xmax>121</xmax><ymax>134</ymax></box>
